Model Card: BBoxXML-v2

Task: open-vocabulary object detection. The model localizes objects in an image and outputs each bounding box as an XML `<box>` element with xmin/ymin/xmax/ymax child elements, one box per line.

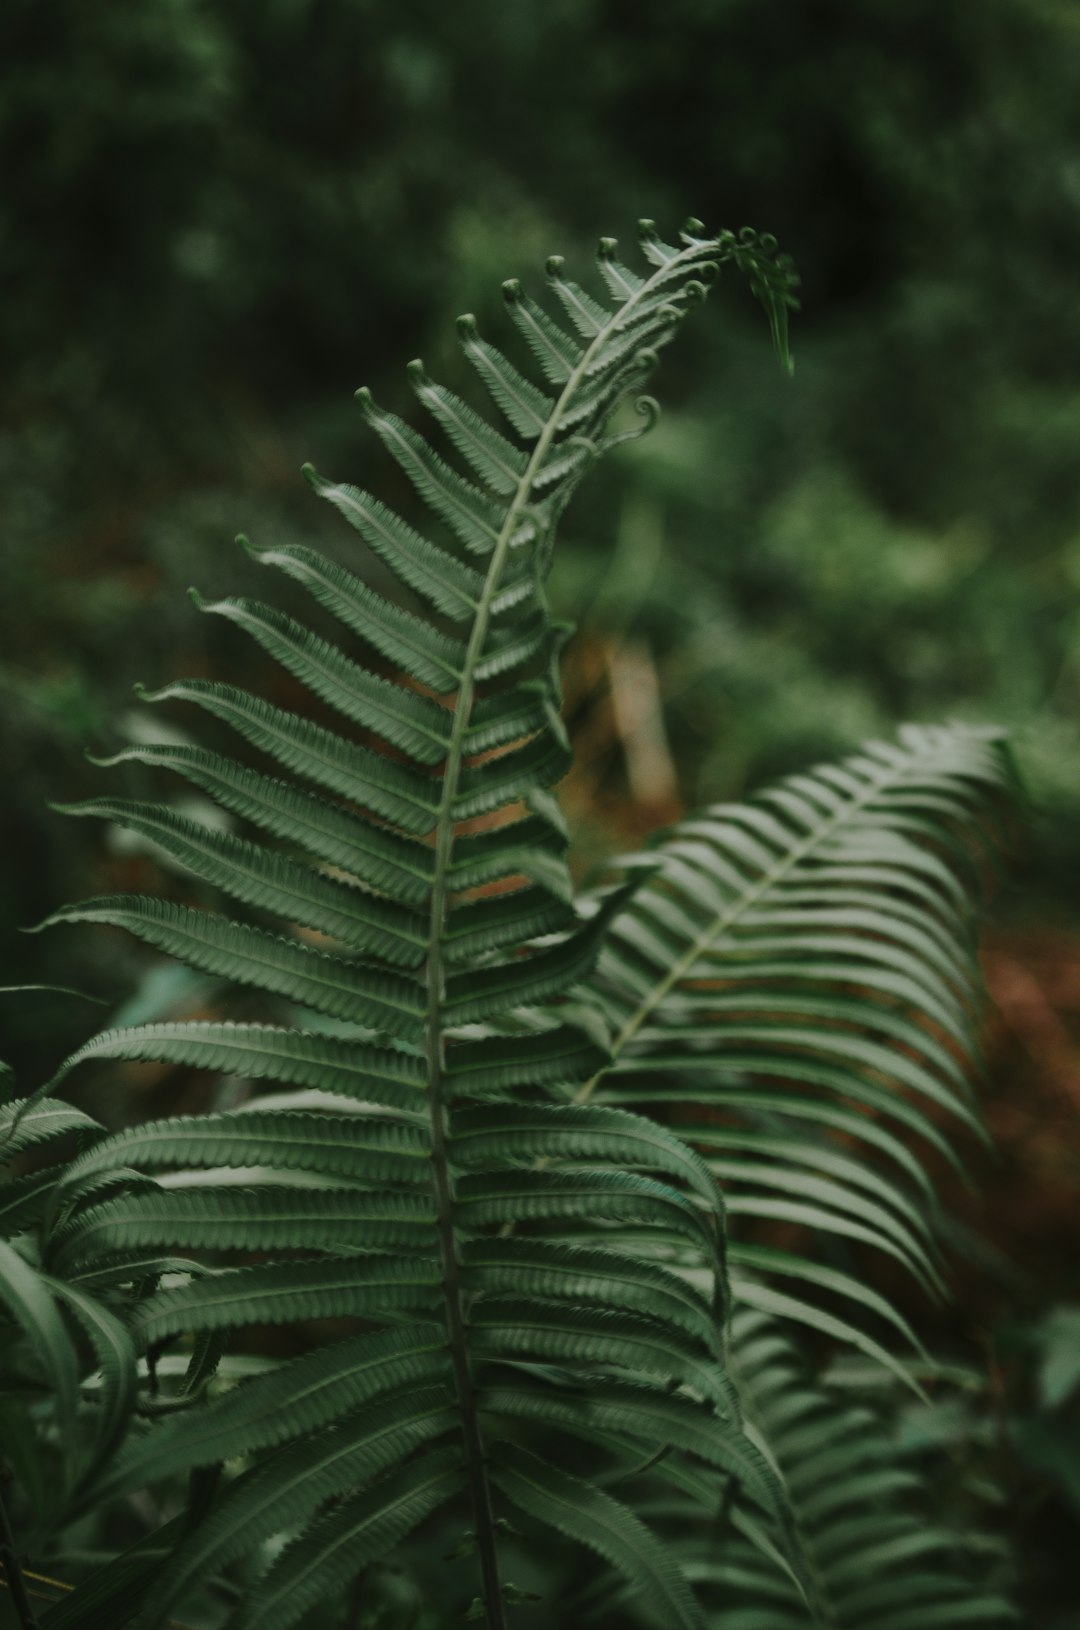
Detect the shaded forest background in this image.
<box><xmin>1</xmin><ymin>1</ymin><xmax>1079</xmax><ymax>1619</ymax></box>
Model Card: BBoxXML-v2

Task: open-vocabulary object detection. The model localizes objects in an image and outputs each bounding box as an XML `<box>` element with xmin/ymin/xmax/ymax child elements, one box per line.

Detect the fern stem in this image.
<box><xmin>421</xmin><ymin>238</ymin><xmax>723</xmax><ymax>1628</ymax></box>
<box><xmin>423</xmin><ymin>997</ymin><xmax>505</xmax><ymax>1625</ymax></box>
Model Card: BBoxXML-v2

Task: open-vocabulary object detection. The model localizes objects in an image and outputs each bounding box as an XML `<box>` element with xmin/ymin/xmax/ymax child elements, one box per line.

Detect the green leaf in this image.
<box><xmin>228</xmin><ymin>1445</ymin><xmax>462</xmax><ymax>1630</ymax></box>
<box><xmin>481</xmin><ymin>1376</ymin><xmax>783</xmax><ymax>1519</ymax></box>
<box><xmin>91</xmin><ymin>742</ymin><xmax>436</xmax><ymax>901</ymax></box>
<box><xmin>243</xmin><ymin>536</ymin><xmax>466</xmax><ymax>692</ymax></box>
<box><xmin>148</xmin><ymin>1384</ymin><xmax>459</xmax><ymax>1625</ymax></box>
<box><xmin>408</xmin><ymin>361</ymin><xmax>527</xmax><ymax>495</ymax></box>
<box><xmin>489</xmin><ymin>1442</ymin><xmax>705</xmax><ymax>1630</ymax></box>
<box><xmin>0</xmin><ymin>1096</ymin><xmax>102</xmax><ymax>1161</ymax></box>
<box><xmin>131</xmin><ymin>1258</ymin><xmax>442</xmax><ymax>1349</ymax></box>
<box><xmin>56</xmin><ymin>798</ymin><xmax>429</xmax><ymax>966</ymax></box>
<box><xmin>457</xmin><ymin>316</ymin><xmax>553</xmax><ymax>439</ymax></box>
<box><xmin>457</xmin><ymin>1167</ymin><xmax>716</xmax><ymax>1260</ymax></box>
<box><xmin>731</xmin><ymin>1278</ymin><xmax>929</xmax><ymax>1398</ymax></box>
<box><xmin>35</xmin><ymin>897</ymin><xmax>426</xmax><ymax>1036</ymax></box>
<box><xmin>59</xmin><ymin>1107</ymin><xmax>429</xmax><ymax>1192</ymax></box>
<box><xmin>444</xmin><ymin>881</ymin><xmax>638</xmax><ymax>1023</ymax></box>
<box><xmin>357</xmin><ymin>386</ymin><xmax>503</xmax><ymax>555</ymax></box>
<box><xmin>470</xmin><ymin>1300</ymin><xmax>730</xmax><ymax>1411</ymax></box>
<box><xmin>0</xmin><ymin>1239</ymin><xmax>78</xmax><ymax>1445</ymax></box>
<box><xmin>304</xmin><ymin>462</ymin><xmax>482</xmax><ymax>620</ymax></box>
<box><xmin>193</xmin><ymin>593</ymin><xmax>453</xmax><ymax>763</ymax></box>
<box><xmin>138</xmin><ymin>676</ymin><xmax>442</xmax><ymax>832</ymax></box>
<box><xmin>587</xmin><ymin>724</ymin><xmax>1010</xmax><ymax>1363</ymax></box>
<box><xmin>86</xmin><ymin>1323</ymin><xmax>451</xmax><ymax>1506</ymax></box>
<box><xmin>0</xmin><ymin>1169</ymin><xmax>59</xmax><ymax>1235</ymax></box>
<box><xmin>502</xmin><ymin>279</ymin><xmax>581</xmax><ymax>384</ymax></box>
<box><xmin>451</xmin><ymin>1103</ymin><xmax>722</xmax><ymax>1214</ymax></box>
<box><xmin>47</xmin><ymin>1022</ymin><xmax>426</xmax><ymax>1112</ymax></box>
<box><xmin>50</xmin><ymin>1185</ymin><xmax>438</xmax><ymax>1273</ymax></box>
<box><xmin>42</xmin><ymin>1274</ymin><xmax>137</xmax><ymax>1479</ymax></box>
<box><xmin>445</xmin><ymin>1027</ymin><xmax>607</xmax><ymax>1097</ymax></box>
<box><xmin>461</xmin><ymin>1237</ymin><xmax>717</xmax><ymax>1351</ymax></box>
<box><xmin>31</xmin><ymin>220</ymin><xmax>826</xmax><ymax>1626</ymax></box>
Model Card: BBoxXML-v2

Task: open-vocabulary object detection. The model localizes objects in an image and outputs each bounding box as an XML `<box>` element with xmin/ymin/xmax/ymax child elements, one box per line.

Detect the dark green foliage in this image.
<box><xmin>4</xmin><ymin>2</ymin><xmax>1079</xmax><ymax>1080</ymax></box>
<box><xmin>650</xmin><ymin>1311</ymin><xmax>1017</xmax><ymax>1629</ymax></box>
<box><xmin>588</xmin><ymin>724</ymin><xmax>1013</xmax><ymax>1378</ymax></box>
<box><xmin>0</xmin><ymin>223</ymin><xmax>1016</xmax><ymax>1630</ymax></box>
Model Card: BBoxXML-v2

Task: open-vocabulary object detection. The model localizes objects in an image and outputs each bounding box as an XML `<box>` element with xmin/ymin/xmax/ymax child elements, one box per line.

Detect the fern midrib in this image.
<box><xmin>421</xmin><ymin>244</ymin><xmax>718</xmax><ymax>1628</ymax></box>
<box><xmin>576</xmin><ymin>755</ymin><xmax>917</xmax><ymax>1105</ymax></box>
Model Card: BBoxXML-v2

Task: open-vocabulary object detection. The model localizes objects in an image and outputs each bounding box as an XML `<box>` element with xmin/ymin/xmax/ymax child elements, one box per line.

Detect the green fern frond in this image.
<box><xmin>0</xmin><ymin>1228</ymin><xmax>142</xmax><ymax>1511</ymax></box>
<box><xmin>82</xmin><ymin>1323</ymin><xmax>453</xmax><ymax>1509</ymax></box>
<box><xmin>656</xmin><ymin>1310</ymin><xmax>1017</xmax><ymax>1628</ymax></box>
<box><xmin>489</xmin><ymin>1442</ymin><xmax>707</xmax><ymax>1630</ymax></box>
<box><xmin>55</xmin><ymin>798</ymin><xmax>430</xmax><ymax>964</ymax></box>
<box><xmin>5</xmin><ymin>205</ymin><xmax>1016</xmax><ymax>1630</ymax></box>
<box><xmin>585</xmin><ymin>723</ymin><xmax>1013</xmax><ymax>1367</ymax></box>
<box><xmin>36</xmin><ymin>896</ymin><xmax>428</xmax><ymax>1033</ymax></box>
<box><xmin>129</xmin><ymin>1255</ymin><xmax>444</xmax><ymax>1349</ymax></box>
<box><xmin>144</xmin><ymin>1385</ymin><xmax>460</xmax><ymax>1625</ymax></box>
<box><xmin>43</xmin><ymin>1274</ymin><xmax>137</xmax><ymax>1483</ymax></box>
<box><xmin>227</xmin><ymin>1445</ymin><xmax>464</xmax><ymax>1630</ymax></box>
<box><xmin>0</xmin><ymin>1238</ymin><xmax>80</xmax><ymax>1444</ymax></box>
<box><xmin>0</xmin><ymin>1073</ymin><xmax>134</xmax><ymax>1506</ymax></box>
<box><xmin>0</xmin><ymin>1096</ymin><xmax>101</xmax><ymax>1163</ymax></box>
<box><xmin>34</xmin><ymin>220</ymin><xmax>801</xmax><ymax>1629</ymax></box>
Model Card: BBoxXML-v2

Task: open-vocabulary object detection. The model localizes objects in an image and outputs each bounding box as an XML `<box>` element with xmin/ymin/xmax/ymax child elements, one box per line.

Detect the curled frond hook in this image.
<box><xmin>599</xmin><ymin>395</ymin><xmax>661</xmax><ymax>455</ymax></box>
<box><xmin>131</xmin><ymin>680</ymin><xmax>171</xmax><ymax>704</ymax></box>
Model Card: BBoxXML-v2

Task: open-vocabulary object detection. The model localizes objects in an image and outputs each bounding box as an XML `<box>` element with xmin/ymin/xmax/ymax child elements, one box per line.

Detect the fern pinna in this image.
<box><xmin>12</xmin><ymin>223</ymin><xmax>799</xmax><ymax>1629</ymax></box>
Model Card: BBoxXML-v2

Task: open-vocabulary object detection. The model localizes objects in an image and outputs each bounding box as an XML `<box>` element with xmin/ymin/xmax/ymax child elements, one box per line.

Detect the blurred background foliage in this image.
<box><xmin>1</xmin><ymin>0</ymin><xmax>1079</xmax><ymax>1620</ymax></box>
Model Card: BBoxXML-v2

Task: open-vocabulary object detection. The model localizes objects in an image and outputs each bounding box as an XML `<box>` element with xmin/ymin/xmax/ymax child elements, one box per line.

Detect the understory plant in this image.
<box><xmin>0</xmin><ymin>220</ymin><xmax>1017</xmax><ymax>1629</ymax></box>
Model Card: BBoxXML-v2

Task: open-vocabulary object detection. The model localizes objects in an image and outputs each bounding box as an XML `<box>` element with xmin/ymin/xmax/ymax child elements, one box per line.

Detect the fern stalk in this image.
<box><xmin>422</xmin><ymin>238</ymin><xmax>752</xmax><ymax>1626</ymax></box>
